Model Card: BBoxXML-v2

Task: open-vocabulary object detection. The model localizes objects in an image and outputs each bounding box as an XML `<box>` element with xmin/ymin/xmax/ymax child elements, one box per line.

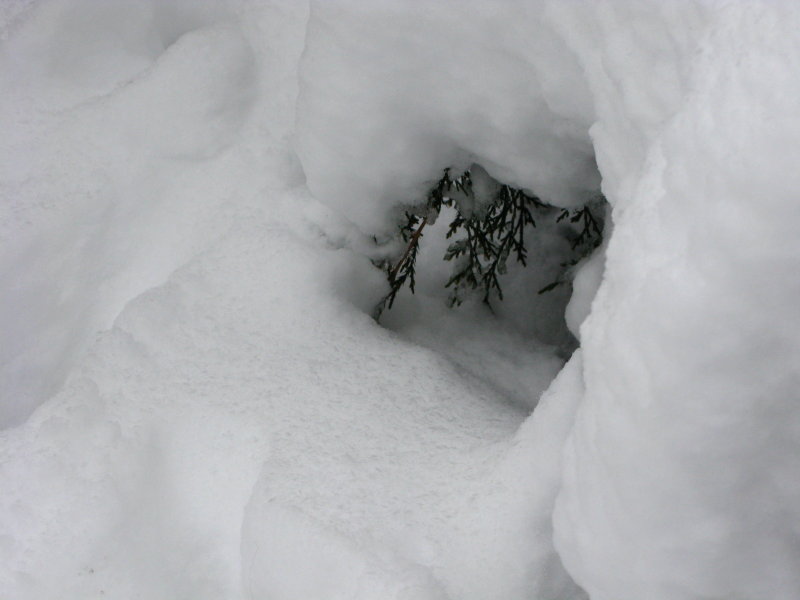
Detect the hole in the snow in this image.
<box><xmin>370</xmin><ymin>163</ymin><xmax>608</xmax><ymax>410</ymax></box>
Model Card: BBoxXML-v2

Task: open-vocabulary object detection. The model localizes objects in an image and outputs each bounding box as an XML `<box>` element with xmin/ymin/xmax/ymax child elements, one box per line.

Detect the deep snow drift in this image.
<box><xmin>2</xmin><ymin>1</ymin><xmax>800</xmax><ymax>600</ymax></box>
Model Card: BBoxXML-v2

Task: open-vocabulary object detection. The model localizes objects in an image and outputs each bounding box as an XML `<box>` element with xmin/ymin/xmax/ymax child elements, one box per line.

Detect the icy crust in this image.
<box><xmin>552</xmin><ymin>3</ymin><xmax>800</xmax><ymax>600</ymax></box>
<box><xmin>294</xmin><ymin>0</ymin><xmax>600</xmax><ymax>234</ymax></box>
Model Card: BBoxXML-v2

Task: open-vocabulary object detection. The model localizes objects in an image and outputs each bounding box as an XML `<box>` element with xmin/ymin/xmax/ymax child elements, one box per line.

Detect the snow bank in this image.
<box><xmin>3</xmin><ymin>1</ymin><xmax>800</xmax><ymax>599</ymax></box>
<box><xmin>2</xmin><ymin>1</ymin><xmax>579</xmax><ymax>598</ymax></box>
<box><xmin>0</xmin><ymin>0</ymin><xmax>260</xmax><ymax>426</ymax></box>
<box><xmin>551</xmin><ymin>3</ymin><xmax>800</xmax><ymax>599</ymax></box>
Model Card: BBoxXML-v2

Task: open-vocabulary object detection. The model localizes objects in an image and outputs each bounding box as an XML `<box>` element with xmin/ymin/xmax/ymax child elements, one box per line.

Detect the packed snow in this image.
<box><xmin>2</xmin><ymin>1</ymin><xmax>799</xmax><ymax>600</ymax></box>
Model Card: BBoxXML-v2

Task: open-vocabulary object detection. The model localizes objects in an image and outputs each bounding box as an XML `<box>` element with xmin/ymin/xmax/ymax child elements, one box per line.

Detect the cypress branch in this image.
<box><xmin>373</xmin><ymin>167</ymin><xmax>604</xmax><ymax>319</ymax></box>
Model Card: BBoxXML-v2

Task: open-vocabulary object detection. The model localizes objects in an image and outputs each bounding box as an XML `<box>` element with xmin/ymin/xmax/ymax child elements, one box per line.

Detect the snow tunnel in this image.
<box><xmin>4</xmin><ymin>2</ymin><xmax>800</xmax><ymax>600</ymax></box>
<box><xmin>293</xmin><ymin>2</ymin><xmax>609</xmax><ymax>410</ymax></box>
<box><xmin>293</xmin><ymin>3</ymin><xmax>800</xmax><ymax>599</ymax></box>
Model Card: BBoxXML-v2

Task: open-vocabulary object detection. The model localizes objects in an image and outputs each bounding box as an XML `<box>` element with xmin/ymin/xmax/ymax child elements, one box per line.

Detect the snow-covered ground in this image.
<box><xmin>2</xmin><ymin>2</ymin><xmax>800</xmax><ymax>599</ymax></box>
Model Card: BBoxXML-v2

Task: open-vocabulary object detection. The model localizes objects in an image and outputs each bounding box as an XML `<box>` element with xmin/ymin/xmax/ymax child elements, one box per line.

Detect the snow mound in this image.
<box><xmin>4</xmin><ymin>1</ymin><xmax>800</xmax><ymax>600</ymax></box>
<box><xmin>551</xmin><ymin>3</ymin><xmax>800</xmax><ymax>600</ymax></box>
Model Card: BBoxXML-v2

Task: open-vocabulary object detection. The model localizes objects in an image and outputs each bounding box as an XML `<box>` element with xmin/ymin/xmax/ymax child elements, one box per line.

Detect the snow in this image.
<box><xmin>2</xmin><ymin>1</ymin><xmax>800</xmax><ymax>600</ymax></box>
<box><xmin>552</xmin><ymin>4</ymin><xmax>800</xmax><ymax>599</ymax></box>
<box><xmin>294</xmin><ymin>1</ymin><xmax>600</xmax><ymax>234</ymax></box>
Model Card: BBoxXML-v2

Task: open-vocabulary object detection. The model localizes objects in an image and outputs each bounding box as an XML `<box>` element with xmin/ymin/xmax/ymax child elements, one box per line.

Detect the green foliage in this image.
<box><xmin>442</xmin><ymin>173</ymin><xmax>546</xmax><ymax>306</ymax></box>
<box><xmin>373</xmin><ymin>167</ymin><xmax>604</xmax><ymax>320</ymax></box>
<box><xmin>536</xmin><ymin>201</ymin><xmax>604</xmax><ymax>294</ymax></box>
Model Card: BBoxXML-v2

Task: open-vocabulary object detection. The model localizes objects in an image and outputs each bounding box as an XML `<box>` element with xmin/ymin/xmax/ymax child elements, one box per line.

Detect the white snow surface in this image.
<box><xmin>2</xmin><ymin>2</ymin><xmax>800</xmax><ymax>600</ymax></box>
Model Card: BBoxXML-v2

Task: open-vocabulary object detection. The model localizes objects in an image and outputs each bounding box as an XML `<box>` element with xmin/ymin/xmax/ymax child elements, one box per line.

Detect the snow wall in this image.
<box><xmin>2</xmin><ymin>1</ymin><xmax>800</xmax><ymax>600</ymax></box>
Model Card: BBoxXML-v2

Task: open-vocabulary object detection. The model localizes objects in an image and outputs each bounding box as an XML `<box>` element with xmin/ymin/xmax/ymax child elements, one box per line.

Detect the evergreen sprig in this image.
<box><xmin>537</xmin><ymin>201</ymin><xmax>604</xmax><ymax>294</ymax></box>
<box><xmin>445</xmin><ymin>182</ymin><xmax>544</xmax><ymax>306</ymax></box>
<box><xmin>374</xmin><ymin>168</ymin><xmax>604</xmax><ymax>319</ymax></box>
<box><xmin>557</xmin><ymin>205</ymin><xmax>602</xmax><ymax>250</ymax></box>
<box><xmin>372</xmin><ymin>211</ymin><xmax>427</xmax><ymax>317</ymax></box>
